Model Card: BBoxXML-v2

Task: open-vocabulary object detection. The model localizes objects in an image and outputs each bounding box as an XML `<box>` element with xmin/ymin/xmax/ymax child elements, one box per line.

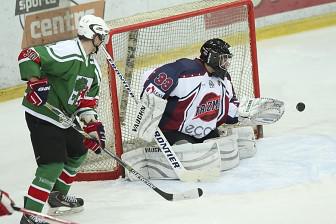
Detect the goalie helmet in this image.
<box><xmin>200</xmin><ymin>38</ymin><xmax>233</xmax><ymax>79</ymax></box>
<box><xmin>77</xmin><ymin>14</ymin><xmax>109</xmax><ymax>42</ymax></box>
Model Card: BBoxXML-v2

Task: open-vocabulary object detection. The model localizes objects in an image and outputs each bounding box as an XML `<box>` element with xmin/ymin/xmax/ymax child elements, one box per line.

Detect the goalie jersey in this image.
<box><xmin>142</xmin><ymin>58</ymin><xmax>239</xmax><ymax>139</ymax></box>
<box><xmin>18</xmin><ymin>38</ymin><xmax>102</xmax><ymax>128</ymax></box>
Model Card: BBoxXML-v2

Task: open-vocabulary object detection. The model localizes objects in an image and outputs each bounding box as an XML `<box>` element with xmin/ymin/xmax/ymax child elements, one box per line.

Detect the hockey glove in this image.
<box><xmin>83</xmin><ymin>138</ymin><xmax>102</xmax><ymax>154</ymax></box>
<box><xmin>83</xmin><ymin>121</ymin><xmax>106</xmax><ymax>154</ymax></box>
<box><xmin>76</xmin><ymin>98</ymin><xmax>98</xmax><ymax>124</ymax></box>
<box><xmin>26</xmin><ymin>78</ymin><xmax>50</xmax><ymax>106</ymax></box>
<box><xmin>238</xmin><ymin>97</ymin><xmax>285</xmax><ymax>126</ymax></box>
<box><xmin>0</xmin><ymin>190</ymin><xmax>14</xmax><ymax>216</ymax></box>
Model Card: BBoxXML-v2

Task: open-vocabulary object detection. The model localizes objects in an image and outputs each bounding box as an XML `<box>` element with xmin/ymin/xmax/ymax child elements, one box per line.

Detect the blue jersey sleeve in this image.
<box><xmin>142</xmin><ymin>58</ymin><xmax>206</xmax><ymax>99</ymax></box>
<box><xmin>142</xmin><ymin>62</ymin><xmax>181</xmax><ymax>99</ymax></box>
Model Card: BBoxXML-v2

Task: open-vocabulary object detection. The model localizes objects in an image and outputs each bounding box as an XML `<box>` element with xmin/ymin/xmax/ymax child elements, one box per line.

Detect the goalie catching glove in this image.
<box><xmin>238</xmin><ymin>97</ymin><xmax>285</xmax><ymax>126</ymax></box>
<box><xmin>130</xmin><ymin>92</ymin><xmax>167</xmax><ymax>142</ymax></box>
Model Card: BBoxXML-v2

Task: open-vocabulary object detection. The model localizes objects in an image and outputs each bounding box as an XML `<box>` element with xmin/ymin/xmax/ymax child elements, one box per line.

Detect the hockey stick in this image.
<box><xmin>100</xmin><ymin>46</ymin><xmax>217</xmax><ymax>182</ymax></box>
<box><xmin>1</xmin><ymin>189</ymin><xmax>78</xmax><ymax>224</ymax></box>
<box><xmin>12</xmin><ymin>206</ymin><xmax>79</xmax><ymax>224</ymax></box>
<box><xmin>44</xmin><ymin>103</ymin><xmax>203</xmax><ymax>201</ymax></box>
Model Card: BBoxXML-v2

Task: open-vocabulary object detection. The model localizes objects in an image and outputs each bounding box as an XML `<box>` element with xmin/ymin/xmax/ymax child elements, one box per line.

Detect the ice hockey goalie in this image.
<box><xmin>124</xmin><ymin>38</ymin><xmax>284</xmax><ymax>181</ymax></box>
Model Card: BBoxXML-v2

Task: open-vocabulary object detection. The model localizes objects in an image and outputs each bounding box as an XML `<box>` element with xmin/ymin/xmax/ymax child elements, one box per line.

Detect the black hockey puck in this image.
<box><xmin>296</xmin><ymin>102</ymin><xmax>305</xmax><ymax>112</ymax></box>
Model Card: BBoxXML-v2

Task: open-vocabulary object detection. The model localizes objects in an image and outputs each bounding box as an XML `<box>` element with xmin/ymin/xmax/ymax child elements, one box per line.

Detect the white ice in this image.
<box><xmin>1</xmin><ymin>26</ymin><xmax>336</xmax><ymax>224</ymax></box>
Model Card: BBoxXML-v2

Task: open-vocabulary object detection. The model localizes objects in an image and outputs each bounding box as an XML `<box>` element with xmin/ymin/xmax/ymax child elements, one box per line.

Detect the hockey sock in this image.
<box><xmin>53</xmin><ymin>153</ymin><xmax>87</xmax><ymax>195</ymax></box>
<box><xmin>25</xmin><ymin>163</ymin><xmax>64</xmax><ymax>212</ymax></box>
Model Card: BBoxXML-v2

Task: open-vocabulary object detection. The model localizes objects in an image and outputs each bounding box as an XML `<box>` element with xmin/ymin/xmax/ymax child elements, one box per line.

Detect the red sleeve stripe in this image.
<box><xmin>18</xmin><ymin>48</ymin><xmax>41</xmax><ymax>65</ymax></box>
<box><xmin>57</xmin><ymin>169</ymin><xmax>76</xmax><ymax>185</ymax></box>
<box><xmin>27</xmin><ymin>184</ymin><xmax>50</xmax><ymax>204</ymax></box>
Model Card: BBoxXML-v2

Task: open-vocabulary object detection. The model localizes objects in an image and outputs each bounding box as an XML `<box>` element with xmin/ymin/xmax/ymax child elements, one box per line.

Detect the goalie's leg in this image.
<box><xmin>206</xmin><ymin>126</ymin><xmax>257</xmax><ymax>170</ymax></box>
<box><xmin>122</xmin><ymin>141</ymin><xmax>221</xmax><ymax>181</ymax></box>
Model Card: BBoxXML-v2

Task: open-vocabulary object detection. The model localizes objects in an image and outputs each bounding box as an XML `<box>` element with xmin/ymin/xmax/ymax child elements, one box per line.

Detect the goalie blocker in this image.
<box><xmin>122</xmin><ymin>126</ymin><xmax>256</xmax><ymax>181</ymax></box>
<box><xmin>130</xmin><ymin>91</ymin><xmax>167</xmax><ymax>142</ymax></box>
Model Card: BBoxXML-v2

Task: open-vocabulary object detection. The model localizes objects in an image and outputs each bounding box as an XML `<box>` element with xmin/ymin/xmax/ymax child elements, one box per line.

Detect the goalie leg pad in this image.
<box><xmin>205</xmin><ymin>133</ymin><xmax>240</xmax><ymax>171</ymax></box>
<box><xmin>233</xmin><ymin>126</ymin><xmax>257</xmax><ymax>159</ymax></box>
<box><xmin>121</xmin><ymin>141</ymin><xmax>221</xmax><ymax>181</ymax></box>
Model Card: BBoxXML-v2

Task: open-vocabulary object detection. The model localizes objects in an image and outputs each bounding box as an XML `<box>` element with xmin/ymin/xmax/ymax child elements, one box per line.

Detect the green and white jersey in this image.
<box><xmin>18</xmin><ymin>38</ymin><xmax>102</xmax><ymax>128</ymax></box>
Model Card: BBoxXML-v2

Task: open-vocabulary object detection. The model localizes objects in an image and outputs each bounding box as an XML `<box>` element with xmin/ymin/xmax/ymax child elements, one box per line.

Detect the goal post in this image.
<box><xmin>76</xmin><ymin>0</ymin><xmax>261</xmax><ymax>181</ymax></box>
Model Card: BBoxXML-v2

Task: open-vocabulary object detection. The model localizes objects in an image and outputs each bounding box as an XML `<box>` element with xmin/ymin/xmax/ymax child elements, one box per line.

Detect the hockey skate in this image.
<box><xmin>47</xmin><ymin>191</ymin><xmax>84</xmax><ymax>216</ymax></box>
<box><xmin>20</xmin><ymin>214</ymin><xmax>49</xmax><ymax>224</ymax></box>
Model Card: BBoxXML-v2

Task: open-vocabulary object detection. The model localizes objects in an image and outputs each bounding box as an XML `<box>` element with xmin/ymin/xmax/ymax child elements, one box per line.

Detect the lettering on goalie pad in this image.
<box><xmin>238</xmin><ymin>97</ymin><xmax>285</xmax><ymax>126</ymax></box>
<box><xmin>121</xmin><ymin>141</ymin><xmax>221</xmax><ymax>181</ymax></box>
<box><xmin>130</xmin><ymin>93</ymin><xmax>167</xmax><ymax>142</ymax></box>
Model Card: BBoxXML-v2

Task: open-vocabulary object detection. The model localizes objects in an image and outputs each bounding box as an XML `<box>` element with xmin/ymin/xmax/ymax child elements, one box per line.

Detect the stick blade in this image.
<box><xmin>172</xmin><ymin>188</ymin><xmax>203</xmax><ymax>201</ymax></box>
<box><xmin>177</xmin><ymin>168</ymin><xmax>220</xmax><ymax>182</ymax></box>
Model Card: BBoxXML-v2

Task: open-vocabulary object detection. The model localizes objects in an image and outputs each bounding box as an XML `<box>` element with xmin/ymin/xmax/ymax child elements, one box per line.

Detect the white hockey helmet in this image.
<box><xmin>77</xmin><ymin>14</ymin><xmax>109</xmax><ymax>40</ymax></box>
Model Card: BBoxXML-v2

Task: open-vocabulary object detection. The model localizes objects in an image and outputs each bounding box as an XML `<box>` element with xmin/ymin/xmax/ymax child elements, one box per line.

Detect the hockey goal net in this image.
<box><xmin>76</xmin><ymin>0</ymin><xmax>260</xmax><ymax>181</ymax></box>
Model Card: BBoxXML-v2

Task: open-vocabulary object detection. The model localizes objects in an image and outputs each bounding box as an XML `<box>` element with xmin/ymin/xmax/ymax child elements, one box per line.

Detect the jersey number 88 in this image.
<box><xmin>154</xmin><ymin>73</ymin><xmax>173</xmax><ymax>92</ymax></box>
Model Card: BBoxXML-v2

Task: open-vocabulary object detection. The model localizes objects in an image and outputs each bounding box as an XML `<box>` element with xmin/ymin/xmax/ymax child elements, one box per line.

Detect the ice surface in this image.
<box><xmin>1</xmin><ymin>26</ymin><xmax>336</xmax><ymax>224</ymax></box>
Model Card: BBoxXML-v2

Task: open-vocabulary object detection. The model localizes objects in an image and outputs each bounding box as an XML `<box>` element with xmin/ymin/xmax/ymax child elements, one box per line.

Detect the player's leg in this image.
<box><xmin>47</xmin><ymin>127</ymin><xmax>88</xmax><ymax>216</ymax></box>
<box><xmin>21</xmin><ymin>113</ymin><xmax>67</xmax><ymax>224</ymax></box>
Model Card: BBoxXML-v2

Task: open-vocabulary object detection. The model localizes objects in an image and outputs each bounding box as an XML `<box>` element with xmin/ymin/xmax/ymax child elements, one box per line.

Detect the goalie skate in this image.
<box><xmin>47</xmin><ymin>191</ymin><xmax>84</xmax><ymax>216</ymax></box>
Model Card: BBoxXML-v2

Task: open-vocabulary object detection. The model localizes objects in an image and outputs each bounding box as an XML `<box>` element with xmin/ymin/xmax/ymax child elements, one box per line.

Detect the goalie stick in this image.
<box><xmin>44</xmin><ymin>102</ymin><xmax>203</xmax><ymax>201</ymax></box>
<box><xmin>100</xmin><ymin>46</ymin><xmax>217</xmax><ymax>182</ymax></box>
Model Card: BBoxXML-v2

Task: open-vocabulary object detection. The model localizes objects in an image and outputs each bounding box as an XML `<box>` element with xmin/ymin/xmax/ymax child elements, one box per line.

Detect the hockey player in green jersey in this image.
<box><xmin>18</xmin><ymin>15</ymin><xmax>109</xmax><ymax>224</ymax></box>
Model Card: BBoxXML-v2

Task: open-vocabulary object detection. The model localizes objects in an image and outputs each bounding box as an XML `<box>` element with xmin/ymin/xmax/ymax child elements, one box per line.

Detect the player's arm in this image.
<box><xmin>18</xmin><ymin>47</ymin><xmax>52</xmax><ymax>106</ymax></box>
<box><xmin>217</xmin><ymin>75</ymin><xmax>240</xmax><ymax>126</ymax></box>
<box><xmin>217</xmin><ymin>74</ymin><xmax>284</xmax><ymax>126</ymax></box>
<box><xmin>131</xmin><ymin>64</ymin><xmax>179</xmax><ymax>142</ymax></box>
<box><xmin>142</xmin><ymin>63</ymin><xmax>179</xmax><ymax>99</ymax></box>
<box><xmin>76</xmin><ymin>65</ymin><xmax>105</xmax><ymax>154</ymax></box>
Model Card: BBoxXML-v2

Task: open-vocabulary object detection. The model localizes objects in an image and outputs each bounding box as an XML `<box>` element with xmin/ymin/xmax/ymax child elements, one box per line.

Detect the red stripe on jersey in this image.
<box><xmin>28</xmin><ymin>186</ymin><xmax>49</xmax><ymax>203</ymax></box>
<box><xmin>59</xmin><ymin>170</ymin><xmax>75</xmax><ymax>185</ymax></box>
<box><xmin>18</xmin><ymin>48</ymin><xmax>41</xmax><ymax>64</ymax></box>
<box><xmin>224</xmin><ymin>94</ymin><xmax>230</xmax><ymax>121</ymax></box>
<box><xmin>217</xmin><ymin>94</ymin><xmax>230</xmax><ymax>126</ymax></box>
<box><xmin>162</xmin><ymin>92</ymin><xmax>196</xmax><ymax>131</ymax></box>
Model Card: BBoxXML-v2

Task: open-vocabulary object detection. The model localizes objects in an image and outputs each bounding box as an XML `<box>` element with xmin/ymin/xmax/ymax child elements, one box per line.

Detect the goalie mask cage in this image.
<box><xmin>76</xmin><ymin>0</ymin><xmax>261</xmax><ymax>181</ymax></box>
